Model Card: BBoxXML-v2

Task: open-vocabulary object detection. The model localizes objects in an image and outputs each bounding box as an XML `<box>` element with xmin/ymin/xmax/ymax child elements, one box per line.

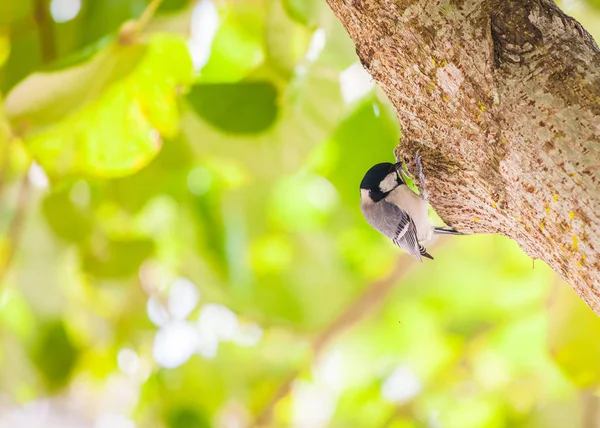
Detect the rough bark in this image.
<box><xmin>326</xmin><ymin>0</ymin><xmax>600</xmax><ymax>313</ymax></box>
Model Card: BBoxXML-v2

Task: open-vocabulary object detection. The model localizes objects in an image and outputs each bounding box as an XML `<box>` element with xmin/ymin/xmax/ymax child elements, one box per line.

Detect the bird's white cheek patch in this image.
<box><xmin>379</xmin><ymin>173</ymin><xmax>398</xmax><ymax>193</ymax></box>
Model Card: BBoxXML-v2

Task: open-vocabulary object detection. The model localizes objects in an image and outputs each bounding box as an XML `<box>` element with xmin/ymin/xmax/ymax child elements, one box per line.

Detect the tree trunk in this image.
<box><xmin>325</xmin><ymin>0</ymin><xmax>600</xmax><ymax>313</ymax></box>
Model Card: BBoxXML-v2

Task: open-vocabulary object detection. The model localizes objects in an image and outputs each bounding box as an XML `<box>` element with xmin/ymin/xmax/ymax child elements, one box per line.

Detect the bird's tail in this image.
<box><xmin>419</xmin><ymin>244</ymin><xmax>434</xmax><ymax>260</ymax></box>
<box><xmin>433</xmin><ymin>226</ymin><xmax>465</xmax><ymax>236</ymax></box>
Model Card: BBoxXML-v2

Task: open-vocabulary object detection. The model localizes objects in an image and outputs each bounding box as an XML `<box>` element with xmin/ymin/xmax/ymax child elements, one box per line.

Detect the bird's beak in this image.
<box><xmin>393</xmin><ymin>162</ymin><xmax>407</xmax><ymax>176</ymax></box>
<box><xmin>393</xmin><ymin>162</ymin><xmax>406</xmax><ymax>182</ymax></box>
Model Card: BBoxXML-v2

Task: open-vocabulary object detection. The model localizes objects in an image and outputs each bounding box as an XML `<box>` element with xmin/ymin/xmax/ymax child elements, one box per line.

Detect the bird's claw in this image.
<box><xmin>414</xmin><ymin>150</ymin><xmax>429</xmax><ymax>202</ymax></box>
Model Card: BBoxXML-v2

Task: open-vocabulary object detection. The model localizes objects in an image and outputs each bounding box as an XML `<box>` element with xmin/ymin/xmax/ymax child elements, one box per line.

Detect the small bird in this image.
<box><xmin>359</xmin><ymin>156</ymin><xmax>463</xmax><ymax>261</ymax></box>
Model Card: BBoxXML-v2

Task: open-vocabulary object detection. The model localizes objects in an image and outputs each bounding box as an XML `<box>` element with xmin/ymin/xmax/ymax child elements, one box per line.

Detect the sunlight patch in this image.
<box><xmin>339</xmin><ymin>63</ymin><xmax>374</xmax><ymax>104</ymax></box>
<box><xmin>188</xmin><ymin>0</ymin><xmax>220</xmax><ymax>71</ymax></box>
<box><xmin>381</xmin><ymin>365</ymin><xmax>422</xmax><ymax>404</ymax></box>
<box><xmin>50</xmin><ymin>0</ymin><xmax>81</xmax><ymax>23</ymax></box>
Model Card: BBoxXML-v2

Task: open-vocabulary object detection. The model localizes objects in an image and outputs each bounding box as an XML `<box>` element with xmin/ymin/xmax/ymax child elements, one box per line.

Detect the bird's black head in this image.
<box><xmin>360</xmin><ymin>162</ymin><xmax>404</xmax><ymax>202</ymax></box>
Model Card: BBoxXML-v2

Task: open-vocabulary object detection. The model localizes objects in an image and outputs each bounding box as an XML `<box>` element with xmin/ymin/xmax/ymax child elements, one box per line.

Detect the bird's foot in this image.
<box><xmin>414</xmin><ymin>150</ymin><xmax>429</xmax><ymax>202</ymax></box>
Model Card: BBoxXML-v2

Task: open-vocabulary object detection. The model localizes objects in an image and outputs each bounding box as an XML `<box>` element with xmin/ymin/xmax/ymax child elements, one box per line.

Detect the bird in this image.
<box><xmin>359</xmin><ymin>156</ymin><xmax>463</xmax><ymax>261</ymax></box>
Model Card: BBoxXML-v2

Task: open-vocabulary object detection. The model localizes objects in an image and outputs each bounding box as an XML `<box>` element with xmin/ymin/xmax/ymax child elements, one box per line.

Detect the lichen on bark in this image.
<box><xmin>326</xmin><ymin>0</ymin><xmax>600</xmax><ymax>313</ymax></box>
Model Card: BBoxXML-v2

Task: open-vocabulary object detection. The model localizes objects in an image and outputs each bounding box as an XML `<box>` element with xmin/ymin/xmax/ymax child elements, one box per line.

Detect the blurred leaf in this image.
<box><xmin>317</xmin><ymin>15</ymin><xmax>359</xmax><ymax>70</ymax></box>
<box><xmin>187</xmin><ymin>81</ymin><xmax>278</xmax><ymax>134</ymax></box>
<box><xmin>82</xmin><ymin>238</ymin><xmax>154</xmax><ymax>278</ymax></box>
<box><xmin>250</xmin><ymin>235</ymin><xmax>293</xmax><ymax>274</ymax></box>
<box><xmin>45</xmin><ymin>36</ymin><xmax>116</xmax><ymax>73</ymax></box>
<box><xmin>106</xmin><ymin>135</ymin><xmax>194</xmax><ymax>213</ymax></box>
<box><xmin>190</xmin><ymin>191</ymin><xmax>228</xmax><ymax>277</ymax></box>
<box><xmin>0</xmin><ymin>289</ymin><xmax>36</xmax><ymax>341</ymax></box>
<box><xmin>166</xmin><ymin>407</ymin><xmax>211</xmax><ymax>428</ymax></box>
<box><xmin>198</xmin><ymin>2</ymin><xmax>264</xmax><ymax>83</ymax></box>
<box><xmin>42</xmin><ymin>186</ymin><xmax>94</xmax><ymax>243</ymax></box>
<box><xmin>30</xmin><ymin>321</ymin><xmax>79</xmax><ymax>391</ymax></box>
<box><xmin>1</xmin><ymin>0</ymin><xmax>596</xmax><ymax>424</ymax></box>
<box><xmin>78</xmin><ymin>0</ymin><xmax>144</xmax><ymax>47</ymax></box>
<box><xmin>0</xmin><ymin>33</ymin><xmax>10</xmax><ymax>68</ymax></box>
<box><xmin>5</xmin><ymin>44</ymin><xmax>146</xmax><ymax>129</ymax></box>
<box><xmin>145</xmin><ymin>364</ymin><xmax>227</xmax><ymax>418</ymax></box>
<box><xmin>548</xmin><ymin>280</ymin><xmax>600</xmax><ymax>388</ymax></box>
<box><xmin>0</xmin><ymin>1</ymin><xmax>32</xmax><ymax>25</ymax></box>
<box><xmin>77</xmin><ymin>348</ymin><xmax>119</xmax><ymax>380</ymax></box>
<box><xmin>182</xmin><ymin>47</ymin><xmax>345</xmax><ymax>181</ymax></box>
<box><xmin>572</xmin><ymin>1</ymin><xmax>600</xmax><ymax>42</ymax></box>
<box><xmin>159</xmin><ymin>0</ymin><xmax>191</xmax><ymax>12</ymax></box>
<box><xmin>586</xmin><ymin>0</ymin><xmax>600</xmax><ymax>11</ymax></box>
<box><xmin>282</xmin><ymin>0</ymin><xmax>324</xmax><ymax>27</ymax></box>
<box><xmin>437</xmin><ymin>395</ymin><xmax>505</xmax><ymax>428</ymax></box>
<box><xmin>265</xmin><ymin>0</ymin><xmax>311</xmax><ymax>77</ymax></box>
<box><xmin>269</xmin><ymin>172</ymin><xmax>337</xmax><ymax>231</ymax></box>
<box><xmin>388</xmin><ymin>420</ymin><xmax>418</xmax><ymax>428</ymax></box>
<box><xmin>1</xmin><ymin>31</ymin><xmax>43</xmax><ymax>93</ymax></box>
<box><xmin>318</xmin><ymin>98</ymin><xmax>400</xmax><ymax>205</ymax></box>
<box><xmin>7</xmin><ymin>35</ymin><xmax>193</xmax><ymax>178</ymax></box>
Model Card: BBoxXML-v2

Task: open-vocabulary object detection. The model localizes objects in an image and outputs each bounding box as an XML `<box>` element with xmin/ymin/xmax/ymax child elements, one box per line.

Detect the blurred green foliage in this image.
<box><xmin>187</xmin><ymin>81</ymin><xmax>279</xmax><ymax>134</ymax></box>
<box><xmin>0</xmin><ymin>0</ymin><xmax>600</xmax><ymax>427</ymax></box>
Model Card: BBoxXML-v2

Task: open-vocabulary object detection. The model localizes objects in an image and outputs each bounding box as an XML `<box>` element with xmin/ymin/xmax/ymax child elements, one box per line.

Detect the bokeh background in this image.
<box><xmin>1</xmin><ymin>0</ymin><xmax>600</xmax><ymax>427</ymax></box>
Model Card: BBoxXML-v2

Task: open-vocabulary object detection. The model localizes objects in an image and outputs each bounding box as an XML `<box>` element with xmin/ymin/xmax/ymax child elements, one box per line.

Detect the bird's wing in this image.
<box><xmin>363</xmin><ymin>200</ymin><xmax>425</xmax><ymax>262</ymax></box>
<box><xmin>387</xmin><ymin>203</ymin><xmax>424</xmax><ymax>262</ymax></box>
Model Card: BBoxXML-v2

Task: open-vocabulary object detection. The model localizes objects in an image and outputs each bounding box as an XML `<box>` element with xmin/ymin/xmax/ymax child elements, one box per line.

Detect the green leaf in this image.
<box><xmin>270</xmin><ymin>172</ymin><xmax>337</xmax><ymax>231</ymax></box>
<box><xmin>31</xmin><ymin>321</ymin><xmax>79</xmax><ymax>391</ymax></box>
<box><xmin>105</xmin><ymin>135</ymin><xmax>194</xmax><ymax>213</ymax></box>
<box><xmin>1</xmin><ymin>31</ymin><xmax>44</xmax><ymax>93</ymax></box>
<box><xmin>187</xmin><ymin>81</ymin><xmax>278</xmax><ymax>134</ymax></box>
<box><xmin>318</xmin><ymin>98</ymin><xmax>401</xmax><ymax>206</ymax></box>
<box><xmin>6</xmin><ymin>35</ymin><xmax>193</xmax><ymax>178</ymax></box>
<box><xmin>548</xmin><ymin>280</ymin><xmax>600</xmax><ymax>388</ymax></box>
<box><xmin>265</xmin><ymin>0</ymin><xmax>311</xmax><ymax>77</ymax></box>
<box><xmin>5</xmin><ymin>43</ymin><xmax>144</xmax><ymax>128</ymax></box>
<box><xmin>78</xmin><ymin>0</ymin><xmax>143</xmax><ymax>47</ymax></box>
<box><xmin>0</xmin><ymin>33</ymin><xmax>9</xmax><ymax>69</ymax></box>
<box><xmin>166</xmin><ymin>407</ymin><xmax>211</xmax><ymax>428</ymax></box>
<box><xmin>0</xmin><ymin>0</ymin><xmax>32</xmax><ymax>25</ymax></box>
<box><xmin>81</xmin><ymin>238</ymin><xmax>154</xmax><ymax>278</ymax></box>
<box><xmin>43</xmin><ymin>35</ymin><xmax>118</xmax><ymax>74</ymax></box>
<box><xmin>42</xmin><ymin>185</ymin><xmax>94</xmax><ymax>243</ymax></box>
<box><xmin>282</xmin><ymin>0</ymin><xmax>323</xmax><ymax>26</ymax></box>
<box><xmin>181</xmin><ymin>60</ymin><xmax>345</xmax><ymax>180</ymax></box>
<box><xmin>197</xmin><ymin>2</ymin><xmax>264</xmax><ymax>83</ymax></box>
<box><xmin>586</xmin><ymin>0</ymin><xmax>600</xmax><ymax>11</ymax></box>
<box><xmin>0</xmin><ymin>289</ymin><xmax>36</xmax><ymax>341</ymax></box>
<box><xmin>158</xmin><ymin>0</ymin><xmax>191</xmax><ymax>12</ymax></box>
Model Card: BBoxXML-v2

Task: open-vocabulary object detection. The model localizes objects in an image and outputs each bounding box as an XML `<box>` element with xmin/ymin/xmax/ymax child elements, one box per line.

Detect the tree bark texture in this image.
<box><xmin>325</xmin><ymin>0</ymin><xmax>600</xmax><ymax>313</ymax></box>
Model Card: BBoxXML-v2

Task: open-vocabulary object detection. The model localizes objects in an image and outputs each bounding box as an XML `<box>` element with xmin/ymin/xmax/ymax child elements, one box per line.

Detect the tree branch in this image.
<box><xmin>33</xmin><ymin>0</ymin><xmax>56</xmax><ymax>63</ymax></box>
<box><xmin>252</xmin><ymin>238</ymin><xmax>449</xmax><ymax>426</ymax></box>
<box><xmin>118</xmin><ymin>0</ymin><xmax>164</xmax><ymax>45</ymax></box>
<box><xmin>581</xmin><ymin>390</ymin><xmax>600</xmax><ymax>428</ymax></box>
<box><xmin>0</xmin><ymin>164</ymin><xmax>32</xmax><ymax>288</ymax></box>
<box><xmin>0</xmin><ymin>128</ymin><xmax>13</xmax><ymax>201</ymax></box>
<box><xmin>326</xmin><ymin>0</ymin><xmax>600</xmax><ymax>314</ymax></box>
